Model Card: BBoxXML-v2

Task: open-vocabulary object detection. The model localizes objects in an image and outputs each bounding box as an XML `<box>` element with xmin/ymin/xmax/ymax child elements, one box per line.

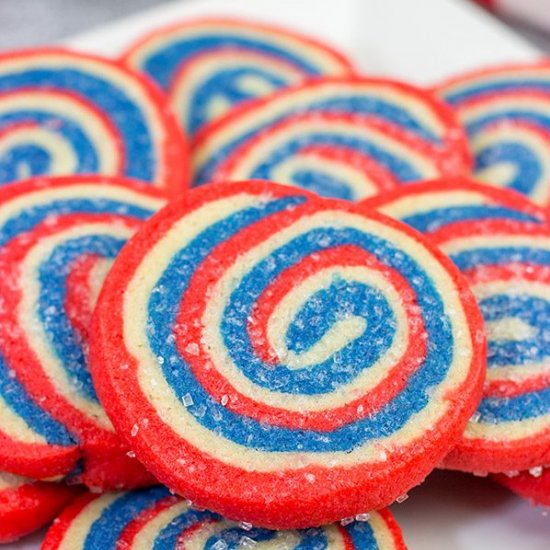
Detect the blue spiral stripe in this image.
<box><xmin>0</xmin><ymin>198</ymin><xmax>155</xmax><ymax>247</ymax></box>
<box><xmin>478</xmin><ymin>388</ymin><xmax>550</xmax><ymax>422</ymax></box>
<box><xmin>0</xmin><ymin>69</ymin><xmax>156</xmax><ymax>182</ymax></box>
<box><xmin>154</xmin><ymin>509</ymin><xmax>221</xmax><ymax>550</ymax></box>
<box><xmin>146</xmin><ymin>199</ymin><xmax>454</xmax><ymax>452</ymax></box>
<box><xmin>244</xmin><ymin>133</ymin><xmax>422</xmax><ymax>184</ymax></box>
<box><xmin>0</xmin><ymin>351</ymin><xmax>75</xmax><ymax>445</ymax></box>
<box><xmin>38</xmin><ymin>236</ymin><xmax>126</xmax><ymax>402</ymax></box>
<box><xmin>83</xmin><ymin>486</ymin><xmax>170</xmax><ymax>550</ymax></box>
<box><xmin>402</xmin><ymin>206</ymin><xmax>540</xmax><ymax>233</ymax></box>
<box><xmin>140</xmin><ymin>35</ymin><xmax>330</xmax><ymax>90</ymax></box>
<box><xmin>466</xmin><ymin>112</ymin><xmax>550</xmax><ymax>136</ymax></box>
<box><xmin>443</xmin><ymin>80</ymin><xmax>550</xmax><ymax>105</ymax></box>
<box><xmin>450</xmin><ymin>246</ymin><xmax>550</xmax><ymax>272</ymax></box>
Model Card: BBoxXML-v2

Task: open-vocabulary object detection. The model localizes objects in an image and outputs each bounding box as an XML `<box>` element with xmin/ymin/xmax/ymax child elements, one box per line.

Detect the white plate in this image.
<box><xmin>6</xmin><ymin>0</ymin><xmax>549</xmax><ymax>548</ymax></box>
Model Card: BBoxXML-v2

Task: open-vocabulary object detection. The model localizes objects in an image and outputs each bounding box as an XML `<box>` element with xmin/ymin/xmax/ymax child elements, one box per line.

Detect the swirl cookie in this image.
<box><xmin>435</xmin><ymin>62</ymin><xmax>550</xmax><ymax>209</ymax></box>
<box><xmin>42</xmin><ymin>486</ymin><xmax>407</xmax><ymax>549</ymax></box>
<box><xmin>0</xmin><ymin>49</ymin><xmax>189</xmax><ymax>194</ymax></box>
<box><xmin>90</xmin><ymin>180</ymin><xmax>485</xmax><ymax>528</ymax></box>
<box><xmin>430</xmin><ymin>221</ymin><xmax>550</xmax><ymax>472</ymax></box>
<box><xmin>191</xmin><ymin>78</ymin><xmax>471</xmax><ymax>201</ymax></box>
<box><xmin>122</xmin><ymin>18</ymin><xmax>355</xmax><ymax>137</ymax></box>
<box><xmin>495</xmin><ymin>467</ymin><xmax>550</xmax><ymax>506</ymax></box>
<box><xmin>0</xmin><ymin>471</ymin><xmax>80</xmax><ymax>543</ymax></box>
<box><xmin>362</xmin><ymin>177</ymin><xmax>547</xmax><ymax>234</ymax></box>
<box><xmin>0</xmin><ymin>176</ymin><xmax>164</xmax><ymax>488</ymax></box>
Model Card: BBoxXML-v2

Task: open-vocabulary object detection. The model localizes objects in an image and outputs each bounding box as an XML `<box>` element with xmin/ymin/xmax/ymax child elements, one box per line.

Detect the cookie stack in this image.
<box><xmin>0</xmin><ymin>16</ymin><xmax>547</xmax><ymax>549</ymax></box>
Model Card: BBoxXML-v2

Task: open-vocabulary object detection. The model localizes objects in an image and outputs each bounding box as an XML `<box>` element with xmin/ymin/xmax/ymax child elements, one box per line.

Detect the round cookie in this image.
<box><xmin>42</xmin><ymin>486</ymin><xmax>407</xmax><ymax>549</ymax></box>
<box><xmin>191</xmin><ymin>77</ymin><xmax>471</xmax><ymax>201</ymax></box>
<box><xmin>0</xmin><ymin>176</ymin><xmax>164</xmax><ymax>487</ymax></box>
<box><xmin>90</xmin><ymin>180</ymin><xmax>485</xmax><ymax>528</ymax></box>
<box><xmin>122</xmin><ymin>17</ymin><xmax>355</xmax><ymax>137</ymax></box>
<box><xmin>362</xmin><ymin>177</ymin><xmax>548</xmax><ymax>234</ymax></box>
<box><xmin>430</xmin><ymin>220</ymin><xmax>550</xmax><ymax>472</ymax></box>
<box><xmin>0</xmin><ymin>48</ymin><xmax>189</xmax><ymax>194</ymax></box>
<box><xmin>0</xmin><ymin>470</ymin><xmax>81</xmax><ymax>543</ymax></box>
<box><xmin>435</xmin><ymin>62</ymin><xmax>550</xmax><ymax>209</ymax></box>
<box><xmin>495</xmin><ymin>467</ymin><xmax>550</xmax><ymax>506</ymax></box>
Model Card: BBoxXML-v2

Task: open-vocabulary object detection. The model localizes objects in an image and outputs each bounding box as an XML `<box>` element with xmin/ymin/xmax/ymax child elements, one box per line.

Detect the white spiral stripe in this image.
<box><xmin>0</xmin><ymin>393</ymin><xmax>48</xmax><ymax>445</ymax></box>
<box><xmin>57</xmin><ymin>493</ymin><xmax>120</xmax><ymax>550</ymax></box>
<box><xmin>377</xmin><ymin>190</ymin><xmax>490</xmax><ymax>219</ymax></box>
<box><xmin>0</xmin><ymin>470</ymin><xmax>30</xmax><ymax>490</ymax></box>
<box><xmin>18</xmin><ymin>223</ymin><xmax>135</xmax><ymax>431</ymax></box>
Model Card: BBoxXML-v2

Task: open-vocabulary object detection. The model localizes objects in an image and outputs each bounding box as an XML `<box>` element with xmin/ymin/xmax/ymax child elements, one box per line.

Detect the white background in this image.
<box><xmin>7</xmin><ymin>0</ymin><xmax>549</xmax><ymax>548</ymax></box>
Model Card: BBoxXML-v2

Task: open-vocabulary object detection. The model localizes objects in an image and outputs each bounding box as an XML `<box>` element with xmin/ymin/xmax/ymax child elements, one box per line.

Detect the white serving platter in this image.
<box><xmin>6</xmin><ymin>0</ymin><xmax>549</xmax><ymax>548</ymax></box>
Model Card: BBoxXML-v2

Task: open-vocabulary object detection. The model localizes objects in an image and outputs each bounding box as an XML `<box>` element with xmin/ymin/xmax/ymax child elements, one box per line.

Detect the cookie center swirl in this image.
<box><xmin>125</xmin><ymin>191</ymin><xmax>477</xmax><ymax>459</ymax></box>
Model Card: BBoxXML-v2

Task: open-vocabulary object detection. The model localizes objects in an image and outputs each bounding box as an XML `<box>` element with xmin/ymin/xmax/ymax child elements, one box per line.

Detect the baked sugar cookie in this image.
<box><xmin>436</xmin><ymin>62</ymin><xmax>550</xmax><ymax>209</ymax></box>
<box><xmin>90</xmin><ymin>180</ymin><xmax>485</xmax><ymax>528</ymax></box>
<box><xmin>0</xmin><ymin>49</ymin><xmax>189</xmax><ymax>194</ymax></box>
<box><xmin>0</xmin><ymin>176</ymin><xmax>164</xmax><ymax>487</ymax></box>
<box><xmin>43</xmin><ymin>486</ymin><xmax>407</xmax><ymax>549</ymax></box>
<box><xmin>432</xmin><ymin>220</ymin><xmax>550</xmax><ymax>472</ymax></box>
<box><xmin>191</xmin><ymin>78</ymin><xmax>471</xmax><ymax>200</ymax></box>
<box><xmin>123</xmin><ymin>18</ymin><xmax>354</xmax><ymax>136</ymax></box>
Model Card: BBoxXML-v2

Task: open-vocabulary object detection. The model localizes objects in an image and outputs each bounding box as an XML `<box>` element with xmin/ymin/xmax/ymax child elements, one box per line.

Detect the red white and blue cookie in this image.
<box><xmin>362</xmin><ymin>177</ymin><xmax>548</xmax><ymax>234</ymax></box>
<box><xmin>0</xmin><ymin>470</ymin><xmax>81</xmax><ymax>543</ymax></box>
<box><xmin>0</xmin><ymin>49</ymin><xmax>189</xmax><ymax>194</ymax></box>
<box><xmin>495</xmin><ymin>467</ymin><xmax>550</xmax><ymax>506</ymax></box>
<box><xmin>435</xmin><ymin>62</ymin><xmax>550</xmax><ymax>209</ymax></box>
<box><xmin>122</xmin><ymin>18</ymin><xmax>355</xmax><ymax>137</ymax></box>
<box><xmin>42</xmin><ymin>486</ymin><xmax>408</xmax><ymax>549</ymax></box>
<box><xmin>190</xmin><ymin>78</ymin><xmax>471</xmax><ymax>201</ymax></box>
<box><xmin>0</xmin><ymin>175</ymin><xmax>164</xmax><ymax>488</ymax></box>
<box><xmin>429</xmin><ymin>220</ymin><xmax>550</xmax><ymax>472</ymax></box>
<box><xmin>90</xmin><ymin>180</ymin><xmax>485</xmax><ymax>528</ymax></box>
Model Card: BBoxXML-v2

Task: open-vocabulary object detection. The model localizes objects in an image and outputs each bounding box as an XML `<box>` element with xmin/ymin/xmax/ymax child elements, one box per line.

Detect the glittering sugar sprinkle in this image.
<box><xmin>211</xmin><ymin>541</ymin><xmax>228</xmax><ymax>550</ymax></box>
<box><xmin>182</xmin><ymin>393</ymin><xmax>194</xmax><ymax>407</ymax></box>
<box><xmin>239</xmin><ymin>537</ymin><xmax>257</xmax><ymax>548</ymax></box>
<box><xmin>239</xmin><ymin>521</ymin><xmax>253</xmax><ymax>531</ymax></box>
<box><xmin>130</xmin><ymin>424</ymin><xmax>139</xmax><ymax>437</ymax></box>
<box><xmin>396</xmin><ymin>493</ymin><xmax>409</xmax><ymax>503</ymax></box>
<box><xmin>469</xmin><ymin>411</ymin><xmax>481</xmax><ymax>423</ymax></box>
<box><xmin>340</xmin><ymin>517</ymin><xmax>354</xmax><ymax>526</ymax></box>
<box><xmin>355</xmin><ymin>513</ymin><xmax>370</xmax><ymax>522</ymax></box>
<box><xmin>529</xmin><ymin>466</ymin><xmax>543</xmax><ymax>478</ymax></box>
